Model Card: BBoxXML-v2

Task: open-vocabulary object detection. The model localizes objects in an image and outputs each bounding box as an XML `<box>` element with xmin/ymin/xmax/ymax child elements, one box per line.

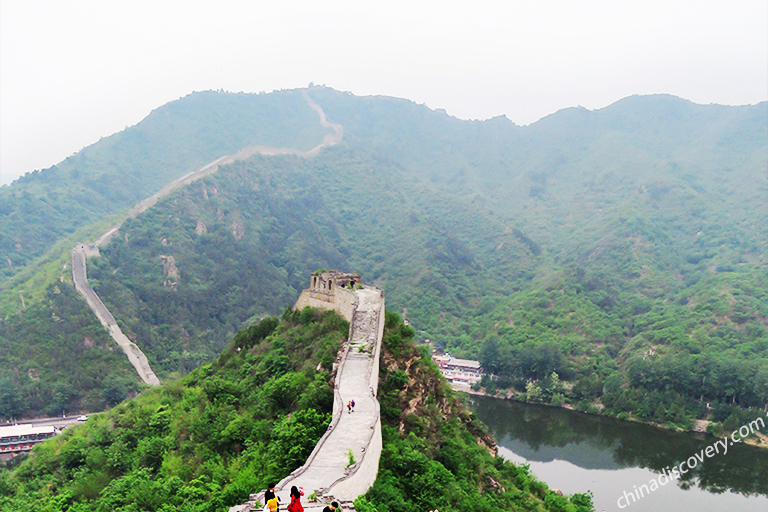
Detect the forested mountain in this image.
<box><xmin>0</xmin><ymin>89</ymin><xmax>332</xmax><ymax>313</ymax></box>
<box><xmin>0</xmin><ymin>310</ymin><xmax>592</xmax><ymax>512</ymax></box>
<box><xmin>0</xmin><ymin>87</ymin><xmax>765</xmax><ymax>428</ymax></box>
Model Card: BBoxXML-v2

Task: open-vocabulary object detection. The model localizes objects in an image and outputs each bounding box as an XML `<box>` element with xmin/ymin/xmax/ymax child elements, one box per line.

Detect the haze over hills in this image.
<box><xmin>0</xmin><ymin>87</ymin><xmax>765</xmax><ymax>429</ymax></box>
<box><xmin>0</xmin><ymin>90</ymin><xmax>332</xmax><ymax>304</ymax></box>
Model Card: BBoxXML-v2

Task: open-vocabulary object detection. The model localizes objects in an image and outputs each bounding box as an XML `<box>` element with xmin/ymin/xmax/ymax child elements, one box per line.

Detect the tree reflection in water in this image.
<box><xmin>469</xmin><ymin>395</ymin><xmax>768</xmax><ymax>498</ymax></box>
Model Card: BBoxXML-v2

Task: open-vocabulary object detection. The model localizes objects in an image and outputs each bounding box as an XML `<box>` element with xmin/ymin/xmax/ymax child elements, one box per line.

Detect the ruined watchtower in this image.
<box><xmin>310</xmin><ymin>270</ymin><xmax>361</xmax><ymax>294</ymax></box>
<box><xmin>294</xmin><ymin>270</ymin><xmax>362</xmax><ymax>322</ymax></box>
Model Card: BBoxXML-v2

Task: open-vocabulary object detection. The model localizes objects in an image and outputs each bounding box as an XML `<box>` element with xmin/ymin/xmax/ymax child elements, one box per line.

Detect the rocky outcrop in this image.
<box><xmin>159</xmin><ymin>255</ymin><xmax>180</xmax><ymax>290</ymax></box>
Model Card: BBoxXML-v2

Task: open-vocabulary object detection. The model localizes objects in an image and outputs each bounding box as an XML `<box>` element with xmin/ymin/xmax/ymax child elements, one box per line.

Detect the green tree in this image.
<box><xmin>100</xmin><ymin>381</ymin><xmax>128</xmax><ymax>407</ymax></box>
<box><xmin>0</xmin><ymin>379</ymin><xmax>22</xmax><ymax>420</ymax></box>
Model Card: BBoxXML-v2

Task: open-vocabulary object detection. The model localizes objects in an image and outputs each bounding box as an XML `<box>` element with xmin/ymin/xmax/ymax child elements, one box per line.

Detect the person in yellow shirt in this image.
<box><xmin>266</xmin><ymin>496</ymin><xmax>279</xmax><ymax>512</ymax></box>
<box><xmin>263</xmin><ymin>483</ymin><xmax>280</xmax><ymax>512</ymax></box>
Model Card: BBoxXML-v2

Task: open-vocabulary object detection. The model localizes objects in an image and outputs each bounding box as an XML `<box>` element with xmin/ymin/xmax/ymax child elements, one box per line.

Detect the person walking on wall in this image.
<box><xmin>264</xmin><ymin>483</ymin><xmax>279</xmax><ymax>511</ymax></box>
<box><xmin>347</xmin><ymin>401</ymin><xmax>352</xmax><ymax>414</ymax></box>
<box><xmin>265</xmin><ymin>496</ymin><xmax>279</xmax><ymax>512</ymax></box>
<box><xmin>322</xmin><ymin>501</ymin><xmax>340</xmax><ymax>512</ymax></box>
<box><xmin>287</xmin><ymin>486</ymin><xmax>304</xmax><ymax>512</ymax></box>
<box><xmin>351</xmin><ymin>399</ymin><xmax>355</xmax><ymax>411</ymax></box>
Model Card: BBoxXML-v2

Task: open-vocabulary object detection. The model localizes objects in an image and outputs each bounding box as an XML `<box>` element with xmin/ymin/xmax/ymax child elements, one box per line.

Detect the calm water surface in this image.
<box><xmin>468</xmin><ymin>395</ymin><xmax>768</xmax><ymax>512</ymax></box>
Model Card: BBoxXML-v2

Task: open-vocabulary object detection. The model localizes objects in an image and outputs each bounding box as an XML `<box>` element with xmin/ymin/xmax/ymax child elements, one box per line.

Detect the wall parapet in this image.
<box><xmin>266</xmin><ymin>340</ymin><xmax>353</xmax><ymax>495</ymax></box>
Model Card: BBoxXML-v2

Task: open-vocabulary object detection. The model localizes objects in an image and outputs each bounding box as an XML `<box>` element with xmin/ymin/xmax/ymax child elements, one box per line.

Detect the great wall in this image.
<box><xmin>230</xmin><ymin>271</ymin><xmax>386</xmax><ymax>511</ymax></box>
<box><xmin>71</xmin><ymin>96</ymin><xmax>383</xmax><ymax>508</ymax></box>
<box><xmin>71</xmin><ymin>90</ymin><xmax>343</xmax><ymax>386</ymax></box>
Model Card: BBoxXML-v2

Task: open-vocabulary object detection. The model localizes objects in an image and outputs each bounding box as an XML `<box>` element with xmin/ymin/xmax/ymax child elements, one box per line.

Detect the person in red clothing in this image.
<box><xmin>287</xmin><ymin>485</ymin><xmax>304</xmax><ymax>512</ymax></box>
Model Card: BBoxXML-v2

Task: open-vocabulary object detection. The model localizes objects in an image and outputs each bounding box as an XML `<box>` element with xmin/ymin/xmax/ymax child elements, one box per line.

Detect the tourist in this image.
<box><xmin>264</xmin><ymin>483</ymin><xmax>279</xmax><ymax>510</ymax></box>
<box><xmin>351</xmin><ymin>399</ymin><xmax>355</xmax><ymax>411</ymax></box>
<box><xmin>322</xmin><ymin>500</ymin><xmax>339</xmax><ymax>512</ymax></box>
<box><xmin>287</xmin><ymin>486</ymin><xmax>304</xmax><ymax>512</ymax></box>
<box><xmin>347</xmin><ymin>401</ymin><xmax>352</xmax><ymax>414</ymax></box>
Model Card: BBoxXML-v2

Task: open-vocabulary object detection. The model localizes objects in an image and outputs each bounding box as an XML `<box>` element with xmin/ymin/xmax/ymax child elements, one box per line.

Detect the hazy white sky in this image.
<box><xmin>1</xmin><ymin>0</ymin><xmax>766</xmax><ymax>185</ymax></box>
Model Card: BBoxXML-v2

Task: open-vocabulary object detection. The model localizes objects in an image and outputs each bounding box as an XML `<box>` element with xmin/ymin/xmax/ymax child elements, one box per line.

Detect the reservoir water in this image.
<box><xmin>469</xmin><ymin>395</ymin><xmax>768</xmax><ymax>512</ymax></box>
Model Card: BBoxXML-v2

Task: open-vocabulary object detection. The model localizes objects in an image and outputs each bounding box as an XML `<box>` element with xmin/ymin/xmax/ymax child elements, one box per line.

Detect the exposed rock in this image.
<box><xmin>231</xmin><ymin>219</ymin><xmax>245</xmax><ymax>240</ymax></box>
<box><xmin>27</xmin><ymin>368</ymin><xmax>40</xmax><ymax>381</ymax></box>
<box><xmin>160</xmin><ymin>255</ymin><xmax>179</xmax><ymax>278</ymax></box>
<box><xmin>693</xmin><ymin>419</ymin><xmax>711</xmax><ymax>432</ymax></box>
<box><xmin>383</xmin><ymin>343</ymin><xmax>498</xmax><ymax>457</ymax></box>
<box><xmin>487</xmin><ymin>475</ymin><xmax>506</xmax><ymax>493</ymax></box>
<box><xmin>195</xmin><ymin>220</ymin><xmax>208</xmax><ymax>235</ymax></box>
<box><xmin>159</xmin><ymin>255</ymin><xmax>180</xmax><ymax>290</ymax></box>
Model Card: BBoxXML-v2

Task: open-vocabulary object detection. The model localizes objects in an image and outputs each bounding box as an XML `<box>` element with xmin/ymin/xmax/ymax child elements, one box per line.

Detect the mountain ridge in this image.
<box><xmin>0</xmin><ymin>87</ymin><xmax>765</xmax><ymax>431</ymax></box>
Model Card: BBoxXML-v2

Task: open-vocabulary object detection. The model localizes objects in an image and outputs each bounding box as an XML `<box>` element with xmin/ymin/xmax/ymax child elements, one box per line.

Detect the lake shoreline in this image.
<box><xmin>469</xmin><ymin>394</ymin><xmax>768</xmax><ymax>512</ymax></box>
<box><xmin>459</xmin><ymin>385</ymin><xmax>768</xmax><ymax>450</ymax></box>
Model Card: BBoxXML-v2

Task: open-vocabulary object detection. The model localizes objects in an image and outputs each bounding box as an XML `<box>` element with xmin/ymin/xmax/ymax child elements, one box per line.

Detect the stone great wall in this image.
<box><xmin>71</xmin><ymin>90</ymin><xmax>343</xmax><ymax>386</ymax></box>
<box><xmin>70</xmin><ymin>94</ymin><xmax>379</xmax><ymax>509</ymax></box>
<box><xmin>72</xmin><ymin>244</ymin><xmax>160</xmax><ymax>386</ymax></box>
<box><xmin>230</xmin><ymin>271</ymin><xmax>385</xmax><ymax>512</ymax></box>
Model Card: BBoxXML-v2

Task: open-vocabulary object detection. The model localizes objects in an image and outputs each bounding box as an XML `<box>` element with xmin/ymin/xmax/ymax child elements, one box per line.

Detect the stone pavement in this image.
<box><xmin>234</xmin><ymin>287</ymin><xmax>384</xmax><ymax>512</ymax></box>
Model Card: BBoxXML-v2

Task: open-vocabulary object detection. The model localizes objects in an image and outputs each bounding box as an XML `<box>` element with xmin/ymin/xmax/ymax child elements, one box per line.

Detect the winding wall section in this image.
<box><xmin>71</xmin><ymin>246</ymin><xmax>160</xmax><ymax>385</ymax></box>
<box><xmin>71</xmin><ymin>90</ymin><xmax>343</xmax><ymax>386</ymax></box>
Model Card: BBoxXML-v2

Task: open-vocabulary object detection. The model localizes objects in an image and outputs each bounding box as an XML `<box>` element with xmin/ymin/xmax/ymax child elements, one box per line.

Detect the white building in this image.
<box><xmin>0</xmin><ymin>424</ymin><xmax>56</xmax><ymax>454</ymax></box>
<box><xmin>433</xmin><ymin>355</ymin><xmax>483</xmax><ymax>387</ymax></box>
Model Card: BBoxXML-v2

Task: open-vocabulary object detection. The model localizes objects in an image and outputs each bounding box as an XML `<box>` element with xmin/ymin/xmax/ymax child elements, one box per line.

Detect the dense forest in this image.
<box><xmin>0</xmin><ymin>309</ymin><xmax>592</xmax><ymax>512</ymax></box>
<box><xmin>0</xmin><ymin>87</ymin><xmax>765</xmax><ymax>430</ymax></box>
<box><xmin>0</xmin><ymin>284</ymin><xmax>141</xmax><ymax>417</ymax></box>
